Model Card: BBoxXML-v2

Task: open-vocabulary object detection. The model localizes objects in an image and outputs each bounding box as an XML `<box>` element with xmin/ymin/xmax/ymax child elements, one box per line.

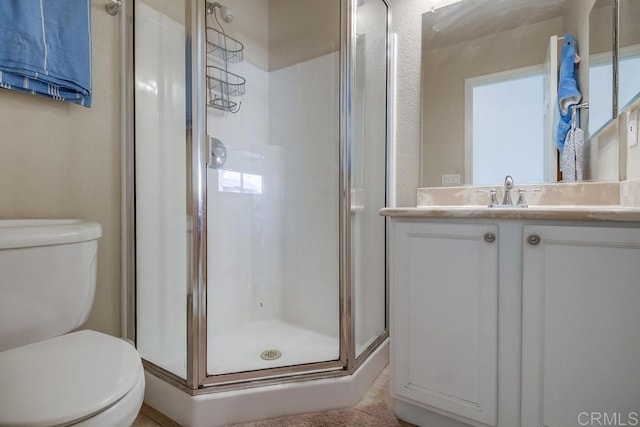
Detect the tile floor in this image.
<box><xmin>134</xmin><ymin>365</ymin><xmax>415</xmax><ymax>427</ymax></box>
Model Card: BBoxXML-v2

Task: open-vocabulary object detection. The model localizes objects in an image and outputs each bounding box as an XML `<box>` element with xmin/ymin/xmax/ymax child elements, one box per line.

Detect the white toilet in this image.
<box><xmin>0</xmin><ymin>220</ymin><xmax>145</xmax><ymax>426</ymax></box>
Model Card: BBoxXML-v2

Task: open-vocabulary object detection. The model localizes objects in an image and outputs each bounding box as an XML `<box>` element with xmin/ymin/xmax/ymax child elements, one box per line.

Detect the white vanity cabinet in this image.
<box><xmin>521</xmin><ymin>225</ymin><xmax>640</xmax><ymax>427</ymax></box>
<box><xmin>391</xmin><ymin>221</ymin><xmax>499</xmax><ymax>426</ymax></box>
<box><xmin>389</xmin><ymin>218</ymin><xmax>640</xmax><ymax>427</ymax></box>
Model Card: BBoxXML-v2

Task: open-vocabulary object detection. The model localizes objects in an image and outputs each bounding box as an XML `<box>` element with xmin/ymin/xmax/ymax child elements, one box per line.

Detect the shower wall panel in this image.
<box><xmin>206</xmin><ymin>61</ymin><xmax>285</xmax><ymax>339</ymax></box>
<box><xmin>269</xmin><ymin>52</ymin><xmax>341</xmax><ymax>339</ymax></box>
<box><xmin>206</xmin><ymin>16</ymin><xmax>341</xmax><ymax>374</ymax></box>
<box><xmin>206</xmin><ymin>51</ymin><xmax>340</xmax><ymax>351</ymax></box>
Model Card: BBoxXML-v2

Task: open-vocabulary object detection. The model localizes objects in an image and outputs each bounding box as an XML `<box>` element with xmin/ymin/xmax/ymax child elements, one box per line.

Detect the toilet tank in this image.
<box><xmin>0</xmin><ymin>220</ymin><xmax>102</xmax><ymax>352</ymax></box>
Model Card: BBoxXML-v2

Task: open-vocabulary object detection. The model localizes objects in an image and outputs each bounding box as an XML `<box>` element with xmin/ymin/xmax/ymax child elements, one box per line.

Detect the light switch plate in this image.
<box><xmin>441</xmin><ymin>174</ymin><xmax>461</xmax><ymax>185</ymax></box>
<box><xmin>628</xmin><ymin>109</ymin><xmax>638</xmax><ymax>148</ymax></box>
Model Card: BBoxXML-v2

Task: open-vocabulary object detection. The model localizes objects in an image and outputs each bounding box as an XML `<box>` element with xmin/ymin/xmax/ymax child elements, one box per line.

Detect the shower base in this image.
<box><xmin>207</xmin><ymin>319</ymin><xmax>339</xmax><ymax>375</ymax></box>
<box><xmin>144</xmin><ymin>338</ymin><xmax>389</xmax><ymax>427</ymax></box>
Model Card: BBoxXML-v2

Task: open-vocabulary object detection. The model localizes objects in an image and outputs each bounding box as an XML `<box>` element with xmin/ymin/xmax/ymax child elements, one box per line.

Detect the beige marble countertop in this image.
<box><xmin>381</xmin><ymin>179</ymin><xmax>640</xmax><ymax>221</ymax></box>
<box><xmin>380</xmin><ymin>205</ymin><xmax>640</xmax><ymax>222</ymax></box>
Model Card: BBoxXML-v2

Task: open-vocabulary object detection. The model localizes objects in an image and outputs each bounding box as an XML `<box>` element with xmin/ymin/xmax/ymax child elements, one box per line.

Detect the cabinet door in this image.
<box><xmin>392</xmin><ymin>221</ymin><xmax>498</xmax><ymax>426</ymax></box>
<box><xmin>522</xmin><ymin>225</ymin><xmax>640</xmax><ymax>427</ymax></box>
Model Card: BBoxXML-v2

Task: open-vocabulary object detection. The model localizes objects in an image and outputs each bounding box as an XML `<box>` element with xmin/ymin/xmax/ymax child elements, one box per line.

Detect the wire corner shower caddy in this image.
<box><xmin>206</xmin><ymin>14</ymin><xmax>245</xmax><ymax>113</ymax></box>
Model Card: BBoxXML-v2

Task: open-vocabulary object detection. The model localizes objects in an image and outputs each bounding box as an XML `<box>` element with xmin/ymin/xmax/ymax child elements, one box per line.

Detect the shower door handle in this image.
<box><xmin>208</xmin><ymin>137</ymin><xmax>227</xmax><ymax>169</ymax></box>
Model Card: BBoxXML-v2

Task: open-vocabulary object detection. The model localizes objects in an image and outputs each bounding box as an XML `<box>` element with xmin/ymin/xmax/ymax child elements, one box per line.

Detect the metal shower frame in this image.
<box><xmin>122</xmin><ymin>0</ymin><xmax>392</xmax><ymax>395</ymax></box>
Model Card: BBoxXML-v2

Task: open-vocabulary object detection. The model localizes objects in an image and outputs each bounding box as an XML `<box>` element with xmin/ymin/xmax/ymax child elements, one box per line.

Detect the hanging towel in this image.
<box><xmin>561</xmin><ymin>127</ymin><xmax>585</xmax><ymax>182</ymax></box>
<box><xmin>0</xmin><ymin>0</ymin><xmax>92</xmax><ymax>107</ymax></box>
<box><xmin>556</xmin><ymin>34</ymin><xmax>581</xmax><ymax>152</ymax></box>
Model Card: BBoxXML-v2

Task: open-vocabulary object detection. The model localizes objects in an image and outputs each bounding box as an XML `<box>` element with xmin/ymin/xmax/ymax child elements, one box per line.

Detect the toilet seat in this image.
<box><xmin>72</xmin><ymin>370</ymin><xmax>145</xmax><ymax>427</ymax></box>
<box><xmin>0</xmin><ymin>330</ymin><xmax>144</xmax><ymax>427</ymax></box>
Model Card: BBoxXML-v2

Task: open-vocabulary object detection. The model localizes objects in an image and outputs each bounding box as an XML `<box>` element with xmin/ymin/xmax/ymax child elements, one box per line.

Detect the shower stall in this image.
<box><xmin>125</xmin><ymin>0</ymin><xmax>391</xmax><ymax>423</ymax></box>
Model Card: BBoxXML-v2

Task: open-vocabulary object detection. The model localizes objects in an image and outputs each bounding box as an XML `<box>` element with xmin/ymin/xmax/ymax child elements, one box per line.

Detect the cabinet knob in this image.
<box><xmin>484</xmin><ymin>232</ymin><xmax>496</xmax><ymax>243</ymax></box>
<box><xmin>527</xmin><ymin>234</ymin><xmax>541</xmax><ymax>245</ymax></box>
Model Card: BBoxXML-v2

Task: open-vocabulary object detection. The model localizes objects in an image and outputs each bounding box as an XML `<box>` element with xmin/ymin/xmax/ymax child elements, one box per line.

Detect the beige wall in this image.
<box><xmin>207</xmin><ymin>0</ymin><xmax>339</xmax><ymax>72</ymax></box>
<box><xmin>562</xmin><ymin>0</ymin><xmax>594</xmax><ymax>136</ymax></box>
<box><xmin>586</xmin><ymin>1</ymin><xmax>611</xmax><ymax>55</ymax></box>
<box><xmin>144</xmin><ymin>0</ymin><xmax>184</xmax><ymax>23</ymax></box>
<box><xmin>420</xmin><ymin>17</ymin><xmax>564</xmax><ymax>187</ymax></box>
<box><xmin>388</xmin><ymin>0</ymin><xmax>426</xmax><ymax>206</ymax></box>
<box><xmin>618</xmin><ymin>0</ymin><xmax>640</xmax><ymax>181</ymax></box>
<box><xmin>268</xmin><ymin>0</ymin><xmax>340</xmax><ymax>71</ymax></box>
<box><xmin>624</xmin><ymin>99</ymin><xmax>640</xmax><ymax>179</ymax></box>
<box><xmin>0</xmin><ymin>4</ymin><xmax>121</xmax><ymax>337</ymax></box>
<box><xmin>590</xmin><ymin>118</ymin><xmax>619</xmax><ymax>180</ymax></box>
<box><xmin>620</xmin><ymin>0</ymin><xmax>640</xmax><ymax>49</ymax></box>
<box><xmin>212</xmin><ymin>0</ymin><xmax>269</xmax><ymax>70</ymax></box>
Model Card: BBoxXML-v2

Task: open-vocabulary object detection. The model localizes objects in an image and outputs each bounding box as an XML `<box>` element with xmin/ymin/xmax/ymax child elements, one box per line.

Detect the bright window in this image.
<box><xmin>619</xmin><ymin>53</ymin><xmax>640</xmax><ymax>112</ymax></box>
<box><xmin>218</xmin><ymin>169</ymin><xmax>263</xmax><ymax>194</ymax></box>
<box><xmin>588</xmin><ymin>61</ymin><xmax>613</xmax><ymax>135</ymax></box>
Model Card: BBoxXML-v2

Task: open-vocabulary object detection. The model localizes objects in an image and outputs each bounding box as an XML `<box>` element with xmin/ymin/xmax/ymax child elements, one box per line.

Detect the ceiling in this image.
<box><xmin>422</xmin><ymin>0</ymin><xmax>569</xmax><ymax>50</ymax></box>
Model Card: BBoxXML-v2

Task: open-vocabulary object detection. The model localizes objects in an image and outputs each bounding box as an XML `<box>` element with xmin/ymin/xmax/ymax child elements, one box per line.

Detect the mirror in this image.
<box><xmin>618</xmin><ymin>0</ymin><xmax>640</xmax><ymax>114</ymax></box>
<box><xmin>419</xmin><ymin>0</ymin><xmax>618</xmax><ymax>187</ymax></box>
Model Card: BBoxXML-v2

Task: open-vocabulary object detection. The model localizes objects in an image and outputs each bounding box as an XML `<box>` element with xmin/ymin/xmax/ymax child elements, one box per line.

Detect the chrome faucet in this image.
<box><xmin>503</xmin><ymin>175</ymin><xmax>514</xmax><ymax>205</ymax></box>
<box><xmin>479</xmin><ymin>175</ymin><xmax>535</xmax><ymax>208</ymax></box>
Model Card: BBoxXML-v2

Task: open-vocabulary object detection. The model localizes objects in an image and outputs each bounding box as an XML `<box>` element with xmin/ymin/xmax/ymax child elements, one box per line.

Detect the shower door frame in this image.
<box><xmin>123</xmin><ymin>0</ymin><xmax>391</xmax><ymax>394</ymax></box>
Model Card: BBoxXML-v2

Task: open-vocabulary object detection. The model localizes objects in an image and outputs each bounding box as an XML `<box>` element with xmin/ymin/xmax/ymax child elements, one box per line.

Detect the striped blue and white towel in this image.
<box><xmin>561</xmin><ymin>127</ymin><xmax>585</xmax><ymax>182</ymax></box>
<box><xmin>0</xmin><ymin>0</ymin><xmax>92</xmax><ymax>107</ymax></box>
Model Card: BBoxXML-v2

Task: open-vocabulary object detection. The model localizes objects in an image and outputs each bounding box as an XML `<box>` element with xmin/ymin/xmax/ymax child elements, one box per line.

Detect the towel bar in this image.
<box><xmin>571</xmin><ymin>102</ymin><xmax>590</xmax><ymax>110</ymax></box>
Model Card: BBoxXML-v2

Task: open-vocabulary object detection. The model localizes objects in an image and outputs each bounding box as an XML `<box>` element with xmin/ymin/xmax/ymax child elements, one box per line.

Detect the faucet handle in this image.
<box><xmin>515</xmin><ymin>188</ymin><xmax>542</xmax><ymax>207</ymax></box>
<box><xmin>476</xmin><ymin>188</ymin><xmax>499</xmax><ymax>207</ymax></box>
<box><xmin>516</xmin><ymin>189</ymin><xmax>528</xmax><ymax>208</ymax></box>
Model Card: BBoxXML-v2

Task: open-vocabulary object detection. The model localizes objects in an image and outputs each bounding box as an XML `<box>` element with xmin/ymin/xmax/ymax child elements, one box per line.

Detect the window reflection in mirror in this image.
<box><xmin>468</xmin><ymin>67</ymin><xmax>544</xmax><ymax>185</ymax></box>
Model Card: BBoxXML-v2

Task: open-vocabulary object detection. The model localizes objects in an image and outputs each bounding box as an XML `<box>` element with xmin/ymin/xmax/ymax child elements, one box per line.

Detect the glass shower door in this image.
<box><xmin>130</xmin><ymin>0</ymin><xmax>389</xmax><ymax>391</ymax></box>
<box><xmin>205</xmin><ymin>0</ymin><xmax>342</xmax><ymax>377</ymax></box>
<box><xmin>352</xmin><ymin>0</ymin><xmax>388</xmax><ymax>358</ymax></box>
<box><xmin>134</xmin><ymin>0</ymin><xmax>188</xmax><ymax>379</ymax></box>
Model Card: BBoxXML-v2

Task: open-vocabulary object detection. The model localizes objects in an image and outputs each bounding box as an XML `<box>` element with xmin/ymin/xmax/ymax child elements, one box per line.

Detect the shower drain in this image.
<box><xmin>260</xmin><ymin>349</ymin><xmax>282</xmax><ymax>361</ymax></box>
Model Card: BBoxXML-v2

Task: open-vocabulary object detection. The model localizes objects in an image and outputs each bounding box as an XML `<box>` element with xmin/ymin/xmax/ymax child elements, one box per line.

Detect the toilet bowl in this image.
<box><xmin>0</xmin><ymin>220</ymin><xmax>145</xmax><ymax>426</ymax></box>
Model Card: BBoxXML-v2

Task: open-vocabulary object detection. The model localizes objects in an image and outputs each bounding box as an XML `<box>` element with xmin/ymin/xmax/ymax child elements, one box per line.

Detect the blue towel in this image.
<box><xmin>556</xmin><ymin>34</ymin><xmax>581</xmax><ymax>152</ymax></box>
<box><xmin>0</xmin><ymin>0</ymin><xmax>92</xmax><ymax>107</ymax></box>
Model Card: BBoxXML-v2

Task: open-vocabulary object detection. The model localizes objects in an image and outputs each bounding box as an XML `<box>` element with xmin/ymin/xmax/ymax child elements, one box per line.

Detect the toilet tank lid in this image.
<box><xmin>0</xmin><ymin>330</ymin><xmax>143</xmax><ymax>427</ymax></box>
<box><xmin>0</xmin><ymin>220</ymin><xmax>102</xmax><ymax>249</ymax></box>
